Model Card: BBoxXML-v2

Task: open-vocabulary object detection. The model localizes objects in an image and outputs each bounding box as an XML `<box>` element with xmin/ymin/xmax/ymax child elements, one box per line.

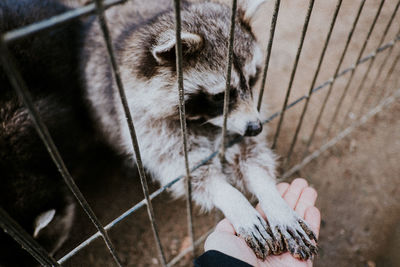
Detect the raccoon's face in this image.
<box><xmin>131</xmin><ymin>0</ymin><xmax>267</xmax><ymax>136</ymax></box>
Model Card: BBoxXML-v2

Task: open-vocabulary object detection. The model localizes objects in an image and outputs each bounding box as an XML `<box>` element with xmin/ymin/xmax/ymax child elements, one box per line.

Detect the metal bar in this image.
<box><xmin>257</xmin><ymin>0</ymin><xmax>281</xmax><ymax>111</ymax></box>
<box><xmin>58</xmin><ymin>37</ymin><xmax>399</xmax><ymax>262</ymax></box>
<box><xmin>0</xmin><ymin>207</ymin><xmax>60</xmax><ymax>267</ymax></box>
<box><xmin>304</xmin><ymin>0</ymin><xmax>366</xmax><ymax>154</ymax></box>
<box><xmin>0</xmin><ymin>41</ymin><xmax>122</xmax><ymax>267</ymax></box>
<box><xmin>339</xmin><ymin>0</ymin><xmax>386</xmax><ymax>130</ymax></box>
<box><xmin>271</xmin><ymin>0</ymin><xmax>315</xmax><ymax>150</ymax></box>
<box><xmin>220</xmin><ymin>0</ymin><xmax>238</xmax><ymax>161</ymax></box>
<box><xmin>284</xmin><ymin>0</ymin><xmax>343</xmax><ymax>167</ymax></box>
<box><xmin>173</xmin><ymin>0</ymin><xmax>195</xmax><ymax>258</ymax></box>
<box><xmin>351</xmin><ymin>2</ymin><xmax>400</xmax><ymax>121</ymax></box>
<box><xmin>283</xmin><ymin>87</ymin><xmax>400</xmax><ymax>180</ymax></box>
<box><xmin>2</xmin><ymin>0</ymin><xmax>126</xmax><ymax>44</ymax></box>
<box><xmin>92</xmin><ymin>0</ymin><xmax>166</xmax><ymax>265</ymax></box>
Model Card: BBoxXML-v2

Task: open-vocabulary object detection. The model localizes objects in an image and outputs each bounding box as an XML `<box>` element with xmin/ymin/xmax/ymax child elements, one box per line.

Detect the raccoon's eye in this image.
<box><xmin>248</xmin><ymin>67</ymin><xmax>261</xmax><ymax>88</ymax></box>
<box><xmin>249</xmin><ymin>76</ymin><xmax>258</xmax><ymax>88</ymax></box>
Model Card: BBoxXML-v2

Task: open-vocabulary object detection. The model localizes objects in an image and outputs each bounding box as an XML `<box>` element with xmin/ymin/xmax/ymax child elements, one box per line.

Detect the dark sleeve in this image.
<box><xmin>194</xmin><ymin>250</ymin><xmax>253</xmax><ymax>267</ymax></box>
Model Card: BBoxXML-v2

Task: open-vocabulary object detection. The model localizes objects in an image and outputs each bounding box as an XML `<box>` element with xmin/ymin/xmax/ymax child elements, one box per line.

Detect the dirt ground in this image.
<box><xmin>54</xmin><ymin>0</ymin><xmax>400</xmax><ymax>266</ymax></box>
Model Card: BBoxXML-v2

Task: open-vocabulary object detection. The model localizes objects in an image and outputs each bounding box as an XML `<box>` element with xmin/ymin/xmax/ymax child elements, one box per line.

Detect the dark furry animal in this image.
<box><xmin>0</xmin><ymin>1</ymin><xmax>128</xmax><ymax>265</ymax></box>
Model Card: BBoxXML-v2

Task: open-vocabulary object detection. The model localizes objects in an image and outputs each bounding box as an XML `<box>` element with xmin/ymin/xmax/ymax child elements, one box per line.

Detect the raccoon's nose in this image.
<box><xmin>244</xmin><ymin>121</ymin><xmax>263</xmax><ymax>136</ymax></box>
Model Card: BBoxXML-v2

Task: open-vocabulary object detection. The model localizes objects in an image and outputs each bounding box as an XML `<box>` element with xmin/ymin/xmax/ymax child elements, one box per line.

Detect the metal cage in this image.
<box><xmin>1</xmin><ymin>0</ymin><xmax>399</xmax><ymax>266</ymax></box>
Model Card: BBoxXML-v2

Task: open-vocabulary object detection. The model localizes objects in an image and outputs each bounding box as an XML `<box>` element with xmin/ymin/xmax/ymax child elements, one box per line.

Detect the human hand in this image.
<box><xmin>204</xmin><ymin>178</ymin><xmax>320</xmax><ymax>267</ymax></box>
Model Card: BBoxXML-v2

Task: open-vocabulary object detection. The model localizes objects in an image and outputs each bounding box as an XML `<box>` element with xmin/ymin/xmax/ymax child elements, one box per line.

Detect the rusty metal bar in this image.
<box><xmin>220</xmin><ymin>0</ymin><xmax>238</xmax><ymax>160</ymax></box>
<box><xmin>257</xmin><ymin>0</ymin><xmax>281</xmax><ymax>111</ymax></box>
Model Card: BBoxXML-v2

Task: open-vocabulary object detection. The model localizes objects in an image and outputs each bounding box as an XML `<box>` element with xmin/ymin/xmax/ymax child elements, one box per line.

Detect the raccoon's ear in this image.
<box><xmin>237</xmin><ymin>0</ymin><xmax>268</xmax><ymax>24</ymax></box>
<box><xmin>152</xmin><ymin>31</ymin><xmax>203</xmax><ymax>64</ymax></box>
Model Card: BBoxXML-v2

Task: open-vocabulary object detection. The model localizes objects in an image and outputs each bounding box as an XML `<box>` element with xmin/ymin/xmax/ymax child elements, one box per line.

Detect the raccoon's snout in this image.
<box><xmin>244</xmin><ymin>120</ymin><xmax>263</xmax><ymax>136</ymax></box>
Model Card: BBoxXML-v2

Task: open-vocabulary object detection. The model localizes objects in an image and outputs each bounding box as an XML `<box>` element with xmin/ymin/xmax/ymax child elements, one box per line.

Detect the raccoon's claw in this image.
<box><xmin>235</xmin><ymin>213</ymin><xmax>318</xmax><ymax>261</ymax></box>
<box><xmin>236</xmin><ymin>214</ymin><xmax>274</xmax><ymax>260</ymax></box>
<box><xmin>268</xmin><ymin>218</ymin><xmax>318</xmax><ymax>261</ymax></box>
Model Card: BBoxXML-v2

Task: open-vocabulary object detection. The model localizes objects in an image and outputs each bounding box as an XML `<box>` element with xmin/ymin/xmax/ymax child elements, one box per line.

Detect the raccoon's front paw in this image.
<box><xmin>265</xmin><ymin>210</ymin><xmax>318</xmax><ymax>260</ymax></box>
<box><xmin>233</xmin><ymin>211</ymin><xmax>275</xmax><ymax>260</ymax></box>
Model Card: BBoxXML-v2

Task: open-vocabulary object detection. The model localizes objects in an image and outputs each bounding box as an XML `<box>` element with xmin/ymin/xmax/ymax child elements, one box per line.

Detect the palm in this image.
<box><xmin>204</xmin><ymin>179</ymin><xmax>320</xmax><ymax>267</ymax></box>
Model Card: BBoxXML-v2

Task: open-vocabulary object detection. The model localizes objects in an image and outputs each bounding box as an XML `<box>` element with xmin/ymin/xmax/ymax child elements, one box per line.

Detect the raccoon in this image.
<box><xmin>82</xmin><ymin>0</ymin><xmax>317</xmax><ymax>260</ymax></box>
<box><xmin>0</xmin><ymin>0</ymin><xmax>317</xmax><ymax>264</ymax></box>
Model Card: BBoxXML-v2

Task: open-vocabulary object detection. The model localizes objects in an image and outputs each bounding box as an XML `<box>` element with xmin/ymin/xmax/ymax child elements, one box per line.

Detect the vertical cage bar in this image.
<box><xmin>257</xmin><ymin>0</ymin><xmax>281</xmax><ymax>111</ymax></box>
<box><xmin>0</xmin><ymin>207</ymin><xmax>60</xmax><ymax>266</ymax></box>
<box><xmin>304</xmin><ymin>0</ymin><xmax>366</xmax><ymax>154</ymax></box>
<box><xmin>173</xmin><ymin>0</ymin><xmax>195</xmax><ymax>257</ymax></box>
<box><xmin>220</xmin><ymin>0</ymin><xmax>238</xmax><ymax>160</ymax></box>
<box><xmin>284</xmin><ymin>0</ymin><xmax>343</xmax><ymax>167</ymax></box>
<box><xmin>339</xmin><ymin>0</ymin><xmax>386</xmax><ymax>130</ymax></box>
<box><xmin>0</xmin><ymin>41</ymin><xmax>123</xmax><ymax>267</ymax></box>
<box><xmin>350</xmin><ymin>1</ymin><xmax>400</xmax><ymax>121</ymax></box>
<box><xmin>92</xmin><ymin>0</ymin><xmax>167</xmax><ymax>265</ymax></box>
<box><xmin>271</xmin><ymin>0</ymin><xmax>315</xmax><ymax>150</ymax></box>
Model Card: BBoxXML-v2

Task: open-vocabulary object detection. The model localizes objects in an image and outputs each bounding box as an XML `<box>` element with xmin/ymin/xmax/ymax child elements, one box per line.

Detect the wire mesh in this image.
<box><xmin>345</xmin><ymin>0</ymin><xmax>399</xmax><ymax>126</ymax></box>
<box><xmin>271</xmin><ymin>0</ymin><xmax>315</xmax><ymax>150</ymax></box>
<box><xmin>356</xmin><ymin>1</ymin><xmax>400</xmax><ymax>118</ymax></box>
<box><xmin>338</xmin><ymin>0</ymin><xmax>386</xmax><ymax>131</ymax></box>
<box><xmin>284</xmin><ymin>0</ymin><xmax>343</xmax><ymax>167</ymax></box>
<box><xmin>92</xmin><ymin>0</ymin><xmax>167</xmax><ymax>265</ymax></box>
<box><xmin>304</xmin><ymin>0</ymin><xmax>384</xmax><ymax>154</ymax></box>
<box><xmin>1</xmin><ymin>0</ymin><xmax>400</xmax><ymax>266</ymax></box>
<box><xmin>318</xmin><ymin>0</ymin><xmax>367</xmax><ymax>145</ymax></box>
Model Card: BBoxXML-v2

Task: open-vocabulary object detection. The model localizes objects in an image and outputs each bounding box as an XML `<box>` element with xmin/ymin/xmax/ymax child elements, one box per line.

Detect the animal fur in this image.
<box><xmin>0</xmin><ymin>0</ymin><xmax>317</xmax><ymax>265</ymax></box>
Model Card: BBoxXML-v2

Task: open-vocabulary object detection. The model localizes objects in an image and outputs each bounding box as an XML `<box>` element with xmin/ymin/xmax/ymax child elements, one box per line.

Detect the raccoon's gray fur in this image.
<box><xmin>82</xmin><ymin>0</ymin><xmax>318</xmax><ymax>260</ymax></box>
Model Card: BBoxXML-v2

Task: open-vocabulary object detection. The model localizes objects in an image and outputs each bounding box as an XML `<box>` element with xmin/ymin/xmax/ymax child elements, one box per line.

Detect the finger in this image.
<box><xmin>283</xmin><ymin>178</ymin><xmax>308</xmax><ymax>209</ymax></box>
<box><xmin>304</xmin><ymin>206</ymin><xmax>321</xmax><ymax>239</ymax></box>
<box><xmin>215</xmin><ymin>218</ymin><xmax>236</xmax><ymax>234</ymax></box>
<box><xmin>295</xmin><ymin>187</ymin><xmax>318</xmax><ymax>218</ymax></box>
<box><xmin>277</xmin><ymin>182</ymin><xmax>290</xmax><ymax>196</ymax></box>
